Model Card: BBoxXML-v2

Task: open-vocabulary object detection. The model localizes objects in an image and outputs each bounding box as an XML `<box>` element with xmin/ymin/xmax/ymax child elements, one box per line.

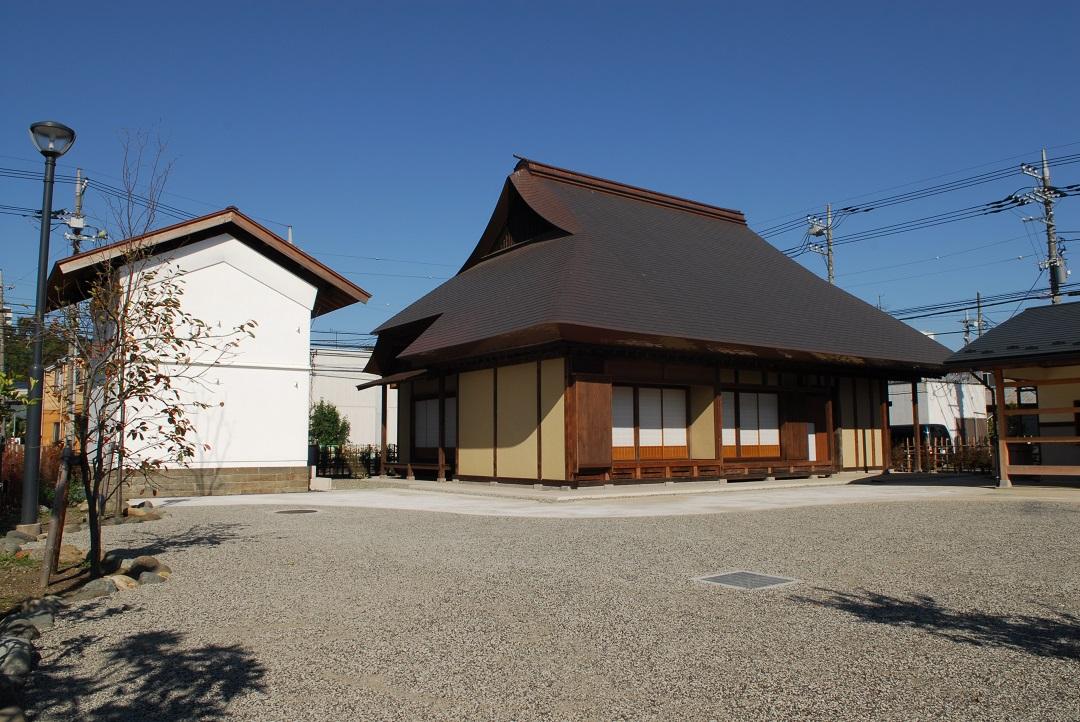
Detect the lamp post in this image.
<box><xmin>20</xmin><ymin>121</ymin><xmax>76</xmax><ymax>530</ymax></box>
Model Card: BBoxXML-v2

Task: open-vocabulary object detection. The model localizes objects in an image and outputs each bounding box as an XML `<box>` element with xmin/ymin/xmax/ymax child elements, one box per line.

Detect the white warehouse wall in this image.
<box><xmin>888</xmin><ymin>377</ymin><xmax>989</xmax><ymax>440</ymax></box>
<box><xmin>309</xmin><ymin>347</ymin><xmax>398</xmax><ymax>447</ymax></box>
<box><xmin>122</xmin><ymin>233</ymin><xmax>316</xmax><ymax>469</ymax></box>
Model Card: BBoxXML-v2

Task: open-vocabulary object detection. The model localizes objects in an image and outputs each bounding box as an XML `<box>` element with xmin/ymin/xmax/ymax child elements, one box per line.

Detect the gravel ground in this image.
<box><xmin>25</xmin><ymin>494</ymin><xmax>1080</xmax><ymax>721</ymax></box>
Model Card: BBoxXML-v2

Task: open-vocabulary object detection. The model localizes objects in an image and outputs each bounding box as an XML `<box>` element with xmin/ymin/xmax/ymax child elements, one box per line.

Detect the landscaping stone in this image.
<box><xmin>0</xmin><ymin>541</ymin><xmax>21</xmax><ymax>555</ymax></box>
<box><xmin>155</xmin><ymin>564</ymin><xmax>172</xmax><ymax>579</ymax></box>
<box><xmin>102</xmin><ymin>550</ymin><xmax>127</xmax><ymax>573</ymax></box>
<box><xmin>127</xmin><ymin>556</ymin><xmax>163</xmax><ymax>577</ymax></box>
<box><xmin>0</xmin><ymin>638</ymin><xmax>34</xmax><ymax>683</ymax></box>
<box><xmin>69</xmin><ymin>578</ymin><xmax>117</xmax><ymax>602</ymax></box>
<box><xmin>14</xmin><ymin>613</ymin><xmax>52</xmax><ymax>635</ymax></box>
<box><xmin>108</xmin><ymin>575</ymin><xmax>139</xmax><ymax>592</ymax></box>
<box><xmin>75</xmin><ymin>501</ymin><xmax>88</xmax><ymax>512</ymax></box>
<box><xmin>0</xmin><ymin>621</ymin><xmax>37</xmax><ymax>643</ymax></box>
<box><xmin>0</xmin><ymin>705</ymin><xmax>26</xmax><ymax>722</ymax></box>
<box><xmin>137</xmin><ymin>572</ymin><xmax>165</xmax><ymax>585</ymax></box>
<box><xmin>3</xmin><ymin>532</ymin><xmax>34</xmax><ymax>544</ymax></box>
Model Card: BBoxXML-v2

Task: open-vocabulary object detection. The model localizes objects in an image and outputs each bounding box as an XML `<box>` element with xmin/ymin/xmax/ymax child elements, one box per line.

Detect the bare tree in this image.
<box><xmin>42</xmin><ymin>132</ymin><xmax>255</xmax><ymax>579</ymax></box>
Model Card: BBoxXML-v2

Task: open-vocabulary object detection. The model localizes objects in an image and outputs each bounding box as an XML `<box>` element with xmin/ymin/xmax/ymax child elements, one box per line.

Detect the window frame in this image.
<box><xmin>411</xmin><ymin>393</ymin><xmax>458</xmax><ymax>460</ymax></box>
<box><xmin>611</xmin><ymin>383</ymin><xmax>690</xmax><ymax>461</ymax></box>
<box><xmin>721</xmin><ymin>385</ymin><xmax>783</xmax><ymax>461</ymax></box>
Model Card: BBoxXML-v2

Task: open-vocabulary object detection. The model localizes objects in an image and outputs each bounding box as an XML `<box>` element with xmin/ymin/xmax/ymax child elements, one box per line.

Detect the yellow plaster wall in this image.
<box><xmin>539</xmin><ymin>358</ymin><xmax>566</xmax><ymax>480</ymax></box>
<box><xmin>496</xmin><ymin>362</ymin><xmax>538</xmax><ymax>479</ymax></box>
<box><xmin>397</xmin><ymin>382</ymin><xmax>411</xmax><ymax>464</ymax></box>
<box><xmin>838</xmin><ymin>377</ymin><xmax>885</xmax><ymax>469</ymax></box>
<box><xmin>838</xmin><ymin>377</ymin><xmax>857</xmax><ymax>468</ymax></box>
<box><xmin>458</xmin><ymin>369</ymin><xmax>494</xmax><ymax>477</ymax></box>
<box><xmin>689</xmin><ymin>384</ymin><xmax>716</xmax><ymax>459</ymax></box>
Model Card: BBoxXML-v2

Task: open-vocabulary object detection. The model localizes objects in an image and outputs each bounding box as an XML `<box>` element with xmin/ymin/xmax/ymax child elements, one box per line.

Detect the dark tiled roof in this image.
<box><xmin>372</xmin><ymin>160</ymin><xmax>951</xmax><ymax>372</ymax></box>
<box><xmin>945</xmin><ymin>301</ymin><xmax>1080</xmax><ymax>367</ymax></box>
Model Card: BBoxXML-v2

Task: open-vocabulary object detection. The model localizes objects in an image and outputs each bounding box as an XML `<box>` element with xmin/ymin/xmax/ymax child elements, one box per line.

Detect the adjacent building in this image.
<box><xmin>362</xmin><ymin>159</ymin><xmax>950</xmax><ymax>485</ymax></box>
<box><xmin>47</xmin><ymin>208</ymin><xmax>370</xmax><ymax>496</ymax></box>
<box><xmin>310</xmin><ymin>345</ymin><xmax>397</xmax><ymax>447</ymax></box>
<box><xmin>946</xmin><ymin>301</ymin><xmax>1080</xmax><ymax>485</ymax></box>
<box><xmin>887</xmin><ymin>375</ymin><xmax>989</xmax><ymax>443</ymax></box>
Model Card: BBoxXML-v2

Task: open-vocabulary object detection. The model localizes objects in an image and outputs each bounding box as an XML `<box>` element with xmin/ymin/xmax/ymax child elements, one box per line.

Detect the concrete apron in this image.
<box><xmin>131</xmin><ymin>474</ymin><xmax>1049</xmax><ymax>520</ymax></box>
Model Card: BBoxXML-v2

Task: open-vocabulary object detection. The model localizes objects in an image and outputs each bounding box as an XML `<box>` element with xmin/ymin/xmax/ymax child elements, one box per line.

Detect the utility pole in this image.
<box><xmin>976</xmin><ymin>291</ymin><xmax>983</xmax><ymax>337</ymax></box>
<box><xmin>1021</xmin><ymin>150</ymin><xmax>1067</xmax><ymax>304</ymax></box>
<box><xmin>961</xmin><ymin>311</ymin><xmax>974</xmax><ymax>346</ymax></box>
<box><xmin>61</xmin><ymin>169</ymin><xmax>89</xmax><ymax>448</ymax></box>
<box><xmin>807</xmin><ymin>203</ymin><xmax>835</xmax><ymax>284</ymax></box>
<box><xmin>0</xmin><ymin>269</ymin><xmax>6</xmax><ymax>374</ymax></box>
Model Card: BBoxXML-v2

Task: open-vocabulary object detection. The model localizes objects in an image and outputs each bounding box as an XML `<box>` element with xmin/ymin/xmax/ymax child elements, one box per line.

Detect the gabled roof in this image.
<box><xmin>369</xmin><ymin>159</ymin><xmax>950</xmax><ymax>375</ymax></box>
<box><xmin>47</xmin><ymin>207</ymin><xmax>370</xmax><ymax>317</ymax></box>
<box><xmin>945</xmin><ymin>301</ymin><xmax>1080</xmax><ymax>367</ymax></box>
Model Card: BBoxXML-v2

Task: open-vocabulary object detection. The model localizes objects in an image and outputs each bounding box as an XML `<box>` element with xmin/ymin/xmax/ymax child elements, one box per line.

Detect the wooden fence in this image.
<box><xmin>890</xmin><ymin>439</ymin><xmax>994</xmax><ymax>474</ymax></box>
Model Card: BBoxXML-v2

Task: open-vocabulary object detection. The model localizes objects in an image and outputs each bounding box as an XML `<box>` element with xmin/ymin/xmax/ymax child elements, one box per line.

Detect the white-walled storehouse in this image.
<box><xmin>47</xmin><ymin>208</ymin><xmax>370</xmax><ymax>496</ymax></box>
<box><xmin>309</xmin><ymin>346</ymin><xmax>397</xmax><ymax>447</ymax></box>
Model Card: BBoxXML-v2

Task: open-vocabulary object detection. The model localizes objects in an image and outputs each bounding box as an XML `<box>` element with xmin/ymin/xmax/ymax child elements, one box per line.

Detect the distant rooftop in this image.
<box><xmin>946</xmin><ymin>301</ymin><xmax>1080</xmax><ymax>367</ymax></box>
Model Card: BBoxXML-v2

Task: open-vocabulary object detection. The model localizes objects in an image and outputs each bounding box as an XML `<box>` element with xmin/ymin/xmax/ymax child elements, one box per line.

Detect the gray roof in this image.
<box><xmin>372</xmin><ymin>159</ymin><xmax>951</xmax><ymax>373</ymax></box>
<box><xmin>946</xmin><ymin>301</ymin><xmax>1080</xmax><ymax>367</ymax></box>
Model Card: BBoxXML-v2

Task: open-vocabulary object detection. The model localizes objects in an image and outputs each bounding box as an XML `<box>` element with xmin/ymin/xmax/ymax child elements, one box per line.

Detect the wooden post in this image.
<box><xmin>993</xmin><ymin>367</ymin><xmax>1011</xmax><ymax>488</ymax></box>
<box><xmin>379</xmin><ymin>384</ymin><xmax>388</xmax><ymax>477</ymax></box>
<box><xmin>880</xmin><ymin>379</ymin><xmax>892</xmax><ymax>473</ymax></box>
<box><xmin>911</xmin><ymin>381</ymin><xmax>922</xmax><ymax>473</ymax></box>
<box><xmin>437</xmin><ymin>375</ymin><xmax>447</xmax><ymax>482</ymax></box>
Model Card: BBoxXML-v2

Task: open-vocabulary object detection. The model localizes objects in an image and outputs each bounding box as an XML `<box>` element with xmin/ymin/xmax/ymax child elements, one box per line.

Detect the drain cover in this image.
<box><xmin>275</xmin><ymin>509</ymin><xmax>318</xmax><ymax>515</ymax></box>
<box><xmin>696</xmin><ymin>571</ymin><xmax>798</xmax><ymax>590</ymax></box>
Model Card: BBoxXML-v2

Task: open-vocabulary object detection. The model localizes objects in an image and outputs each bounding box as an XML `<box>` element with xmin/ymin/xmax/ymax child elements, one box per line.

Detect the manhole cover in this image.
<box><xmin>275</xmin><ymin>509</ymin><xmax>318</xmax><ymax>515</ymax></box>
<box><xmin>696</xmin><ymin>571</ymin><xmax>798</xmax><ymax>590</ymax></box>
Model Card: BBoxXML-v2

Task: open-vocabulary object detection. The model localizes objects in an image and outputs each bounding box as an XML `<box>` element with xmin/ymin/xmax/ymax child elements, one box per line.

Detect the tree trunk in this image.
<box><xmin>38</xmin><ymin>446</ymin><xmax>72</xmax><ymax>589</ymax></box>
<box><xmin>81</xmin><ymin>452</ymin><xmax>102</xmax><ymax>578</ymax></box>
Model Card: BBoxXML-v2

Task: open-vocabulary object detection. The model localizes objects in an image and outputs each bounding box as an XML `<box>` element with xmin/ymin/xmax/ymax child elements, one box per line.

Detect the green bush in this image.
<box><xmin>309</xmin><ymin>400</ymin><xmax>351</xmax><ymax>447</ymax></box>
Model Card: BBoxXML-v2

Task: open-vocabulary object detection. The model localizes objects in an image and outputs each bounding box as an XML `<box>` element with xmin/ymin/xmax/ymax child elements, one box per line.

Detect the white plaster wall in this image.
<box><xmin>309</xmin><ymin>347</ymin><xmax>398</xmax><ymax>447</ymax></box>
<box><xmin>120</xmin><ymin>234</ymin><xmax>317</xmax><ymax>469</ymax></box>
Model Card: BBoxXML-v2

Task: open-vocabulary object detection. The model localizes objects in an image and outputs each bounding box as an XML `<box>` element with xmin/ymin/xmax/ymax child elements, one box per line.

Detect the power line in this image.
<box><xmin>755</xmin><ymin>146</ymin><xmax>1080</xmax><ymax>236</ymax></box>
<box><xmin>844</xmin><ymin>253</ymin><xmax>1034</xmax><ymax>289</ymax></box>
<box><xmin>835</xmin><ymin>234</ymin><xmax>1030</xmax><ymax>278</ymax></box>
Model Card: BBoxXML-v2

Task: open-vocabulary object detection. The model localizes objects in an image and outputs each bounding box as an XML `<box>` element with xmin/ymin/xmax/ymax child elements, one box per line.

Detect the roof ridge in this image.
<box><xmin>513</xmin><ymin>156</ymin><xmax>746</xmax><ymax>225</ymax></box>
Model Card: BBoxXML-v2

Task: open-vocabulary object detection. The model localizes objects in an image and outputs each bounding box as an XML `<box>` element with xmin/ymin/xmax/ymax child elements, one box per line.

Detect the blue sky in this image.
<box><xmin>2</xmin><ymin>1</ymin><xmax>1078</xmax><ymax>350</ymax></box>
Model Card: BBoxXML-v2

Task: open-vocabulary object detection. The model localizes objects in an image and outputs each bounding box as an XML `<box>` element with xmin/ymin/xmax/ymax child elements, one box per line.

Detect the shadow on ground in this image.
<box><xmin>103</xmin><ymin>522</ymin><xmax>247</xmax><ymax>560</ymax></box>
<box><xmin>799</xmin><ymin>589</ymin><xmax>1080</xmax><ymax>660</ymax></box>
<box><xmin>27</xmin><ymin>629</ymin><xmax>266</xmax><ymax>720</ymax></box>
<box><xmin>851</xmin><ymin>472</ymin><xmax>996</xmax><ymax>487</ymax></box>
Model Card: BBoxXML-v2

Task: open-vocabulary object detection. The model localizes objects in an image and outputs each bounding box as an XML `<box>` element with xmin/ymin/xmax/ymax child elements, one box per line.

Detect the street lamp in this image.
<box><xmin>20</xmin><ymin>121</ymin><xmax>75</xmax><ymax>530</ymax></box>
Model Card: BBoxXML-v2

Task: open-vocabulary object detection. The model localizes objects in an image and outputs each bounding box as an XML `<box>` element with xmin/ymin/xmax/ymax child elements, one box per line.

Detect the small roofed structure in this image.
<box><xmin>946</xmin><ymin>300</ymin><xmax>1080</xmax><ymax>486</ymax></box>
<box><xmin>364</xmin><ymin>159</ymin><xmax>950</xmax><ymax>485</ymax></box>
<box><xmin>48</xmin><ymin>208</ymin><xmax>370</xmax><ymax>496</ymax></box>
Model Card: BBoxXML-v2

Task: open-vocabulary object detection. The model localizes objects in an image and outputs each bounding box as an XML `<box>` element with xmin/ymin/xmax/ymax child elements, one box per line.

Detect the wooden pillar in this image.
<box><xmin>379</xmin><ymin>384</ymin><xmax>388</xmax><ymax>477</ymax></box>
<box><xmin>993</xmin><ymin>368</ymin><xmax>1011</xmax><ymax>488</ymax></box>
<box><xmin>911</xmin><ymin>381</ymin><xmax>922</xmax><ymax>473</ymax></box>
<box><xmin>714</xmin><ymin>367</ymin><xmax>724</xmax><ymax>476</ymax></box>
<box><xmin>437</xmin><ymin>375</ymin><xmax>447</xmax><ymax>481</ymax></box>
<box><xmin>880</xmin><ymin>379</ymin><xmax>891</xmax><ymax>473</ymax></box>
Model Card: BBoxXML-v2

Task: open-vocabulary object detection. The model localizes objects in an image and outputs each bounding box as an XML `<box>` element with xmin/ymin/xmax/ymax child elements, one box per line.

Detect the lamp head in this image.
<box><xmin>29</xmin><ymin>121</ymin><xmax>76</xmax><ymax>158</ymax></box>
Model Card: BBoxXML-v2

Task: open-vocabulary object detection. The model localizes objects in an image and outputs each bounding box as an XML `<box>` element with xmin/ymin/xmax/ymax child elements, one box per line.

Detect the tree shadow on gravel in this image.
<box><xmin>28</xmin><ymin>629</ymin><xmax>266</xmax><ymax>720</ymax></box>
<box><xmin>104</xmin><ymin>522</ymin><xmax>248</xmax><ymax>560</ymax></box>
<box><xmin>799</xmin><ymin>589</ymin><xmax>1080</xmax><ymax>660</ymax></box>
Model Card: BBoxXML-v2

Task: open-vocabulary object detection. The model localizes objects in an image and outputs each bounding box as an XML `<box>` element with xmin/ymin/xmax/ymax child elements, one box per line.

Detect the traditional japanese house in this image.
<box><xmin>945</xmin><ymin>300</ymin><xmax>1080</xmax><ymax>486</ymax></box>
<box><xmin>361</xmin><ymin>159</ymin><xmax>950</xmax><ymax>485</ymax></box>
